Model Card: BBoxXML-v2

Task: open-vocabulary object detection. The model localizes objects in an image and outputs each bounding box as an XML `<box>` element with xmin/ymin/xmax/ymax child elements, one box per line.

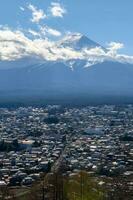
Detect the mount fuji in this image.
<box><xmin>57</xmin><ymin>33</ymin><xmax>104</xmax><ymax>50</ymax></box>
<box><xmin>0</xmin><ymin>33</ymin><xmax>133</xmax><ymax>105</ymax></box>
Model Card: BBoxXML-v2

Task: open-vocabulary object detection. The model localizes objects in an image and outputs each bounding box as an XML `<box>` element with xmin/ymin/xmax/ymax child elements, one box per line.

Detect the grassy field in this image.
<box><xmin>64</xmin><ymin>172</ymin><xmax>105</xmax><ymax>200</ymax></box>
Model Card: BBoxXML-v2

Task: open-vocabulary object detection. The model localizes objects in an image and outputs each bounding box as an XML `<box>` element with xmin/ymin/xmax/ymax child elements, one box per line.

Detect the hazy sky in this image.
<box><xmin>0</xmin><ymin>0</ymin><xmax>132</xmax><ymax>54</ymax></box>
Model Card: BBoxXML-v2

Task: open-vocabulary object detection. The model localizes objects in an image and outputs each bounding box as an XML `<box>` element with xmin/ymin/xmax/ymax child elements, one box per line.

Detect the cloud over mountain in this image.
<box><xmin>0</xmin><ymin>26</ymin><xmax>133</xmax><ymax>66</ymax></box>
<box><xmin>40</xmin><ymin>26</ymin><xmax>62</xmax><ymax>37</ymax></box>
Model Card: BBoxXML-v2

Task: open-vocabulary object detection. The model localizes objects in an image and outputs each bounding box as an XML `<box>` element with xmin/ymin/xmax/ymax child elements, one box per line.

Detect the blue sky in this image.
<box><xmin>0</xmin><ymin>0</ymin><xmax>133</xmax><ymax>54</ymax></box>
<box><xmin>0</xmin><ymin>0</ymin><xmax>133</xmax><ymax>64</ymax></box>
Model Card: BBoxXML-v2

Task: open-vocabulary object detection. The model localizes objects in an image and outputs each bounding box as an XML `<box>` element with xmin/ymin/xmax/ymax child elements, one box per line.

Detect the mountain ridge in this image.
<box><xmin>0</xmin><ymin>34</ymin><xmax>133</xmax><ymax>104</ymax></box>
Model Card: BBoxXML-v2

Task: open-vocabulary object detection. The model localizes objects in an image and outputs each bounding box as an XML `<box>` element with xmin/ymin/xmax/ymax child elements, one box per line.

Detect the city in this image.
<box><xmin>0</xmin><ymin>105</ymin><xmax>132</xmax><ymax>199</ymax></box>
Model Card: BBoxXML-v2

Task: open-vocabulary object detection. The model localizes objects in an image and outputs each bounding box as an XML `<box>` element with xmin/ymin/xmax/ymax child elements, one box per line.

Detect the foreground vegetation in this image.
<box><xmin>0</xmin><ymin>171</ymin><xmax>132</xmax><ymax>200</ymax></box>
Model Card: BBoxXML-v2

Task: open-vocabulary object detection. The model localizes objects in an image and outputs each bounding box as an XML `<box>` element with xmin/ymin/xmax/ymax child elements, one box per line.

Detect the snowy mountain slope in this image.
<box><xmin>0</xmin><ymin>60</ymin><xmax>133</xmax><ymax>94</ymax></box>
<box><xmin>0</xmin><ymin>34</ymin><xmax>133</xmax><ymax>104</ymax></box>
<box><xmin>57</xmin><ymin>33</ymin><xmax>103</xmax><ymax>50</ymax></box>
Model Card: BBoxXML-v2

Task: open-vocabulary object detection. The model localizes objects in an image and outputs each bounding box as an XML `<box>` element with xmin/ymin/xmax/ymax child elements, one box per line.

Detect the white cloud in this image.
<box><xmin>20</xmin><ymin>7</ymin><xmax>25</xmax><ymax>11</ymax></box>
<box><xmin>28</xmin><ymin>4</ymin><xmax>46</xmax><ymax>23</ymax></box>
<box><xmin>28</xmin><ymin>29</ymin><xmax>41</xmax><ymax>37</ymax></box>
<box><xmin>107</xmin><ymin>42</ymin><xmax>124</xmax><ymax>56</ymax></box>
<box><xmin>40</xmin><ymin>26</ymin><xmax>61</xmax><ymax>37</ymax></box>
<box><xmin>50</xmin><ymin>2</ymin><xmax>66</xmax><ymax>18</ymax></box>
<box><xmin>47</xmin><ymin>27</ymin><xmax>61</xmax><ymax>37</ymax></box>
<box><xmin>83</xmin><ymin>47</ymin><xmax>105</xmax><ymax>56</ymax></box>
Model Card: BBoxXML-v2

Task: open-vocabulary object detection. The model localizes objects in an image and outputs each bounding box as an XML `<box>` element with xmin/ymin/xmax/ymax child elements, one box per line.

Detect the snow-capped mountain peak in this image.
<box><xmin>58</xmin><ymin>33</ymin><xmax>103</xmax><ymax>50</ymax></box>
<box><xmin>60</xmin><ymin>33</ymin><xmax>83</xmax><ymax>42</ymax></box>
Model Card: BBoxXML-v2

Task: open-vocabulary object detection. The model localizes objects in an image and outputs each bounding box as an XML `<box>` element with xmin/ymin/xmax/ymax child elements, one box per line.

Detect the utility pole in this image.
<box><xmin>42</xmin><ymin>175</ymin><xmax>45</xmax><ymax>200</ymax></box>
<box><xmin>62</xmin><ymin>177</ymin><xmax>64</xmax><ymax>200</ymax></box>
<box><xmin>80</xmin><ymin>170</ymin><xmax>84</xmax><ymax>200</ymax></box>
<box><xmin>73</xmin><ymin>192</ymin><xmax>76</xmax><ymax>200</ymax></box>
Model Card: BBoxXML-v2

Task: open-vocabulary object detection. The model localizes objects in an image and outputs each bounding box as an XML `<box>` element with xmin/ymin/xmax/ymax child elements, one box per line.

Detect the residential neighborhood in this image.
<box><xmin>0</xmin><ymin>105</ymin><xmax>132</xmax><ymax>191</ymax></box>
